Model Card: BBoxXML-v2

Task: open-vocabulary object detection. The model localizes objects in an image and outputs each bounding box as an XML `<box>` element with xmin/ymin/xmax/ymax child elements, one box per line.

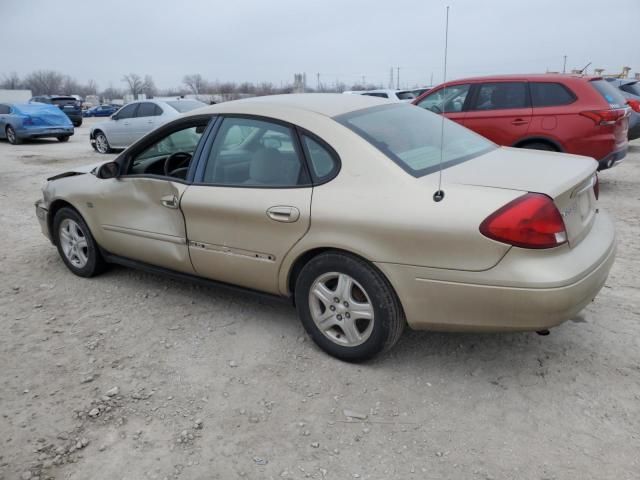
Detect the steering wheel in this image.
<box><xmin>163</xmin><ymin>152</ymin><xmax>192</xmax><ymax>177</ymax></box>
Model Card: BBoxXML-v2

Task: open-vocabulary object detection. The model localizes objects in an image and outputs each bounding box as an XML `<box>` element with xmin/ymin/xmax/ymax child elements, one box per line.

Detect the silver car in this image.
<box><xmin>90</xmin><ymin>99</ymin><xmax>206</xmax><ymax>153</ymax></box>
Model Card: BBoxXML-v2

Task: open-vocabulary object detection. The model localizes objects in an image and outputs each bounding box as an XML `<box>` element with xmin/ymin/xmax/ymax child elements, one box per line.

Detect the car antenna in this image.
<box><xmin>434</xmin><ymin>5</ymin><xmax>450</xmax><ymax>203</ymax></box>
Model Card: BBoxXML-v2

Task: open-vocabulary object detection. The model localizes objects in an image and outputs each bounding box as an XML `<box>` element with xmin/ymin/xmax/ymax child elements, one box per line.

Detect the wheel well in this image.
<box><xmin>91</xmin><ymin>129</ymin><xmax>103</xmax><ymax>139</ymax></box>
<box><xmin>513</xmin><ymin>137</ymin><xmax>562</xmax><ymax>151</ymax></box>
<box><xmin>47</xmin><ymin>200</ymin><xmax>78</xmax><ymax>244</ymax></box>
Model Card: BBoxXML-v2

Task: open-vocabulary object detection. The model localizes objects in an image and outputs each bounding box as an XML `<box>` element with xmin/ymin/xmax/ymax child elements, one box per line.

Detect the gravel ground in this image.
<box><xmin>0</xmin><ymin>118</ymin><xmax>638</xmax><ymax>480</ymax></box>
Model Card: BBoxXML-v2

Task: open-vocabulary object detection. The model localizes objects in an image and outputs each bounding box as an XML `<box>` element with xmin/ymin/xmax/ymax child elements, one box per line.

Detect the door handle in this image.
<box><xmin>161</xmin><ymin>194</ymin><xmax>178</xmax><ymax>209</ymax></box>
<box><xmin>511</xmin><ymin>118</ymin><xmax>528</xmax><ymax>125</ymax></box>
<box><xmin>266</xmin><ymin>206</ymin><xmax>300</xmax><ymax>223</ymax></box>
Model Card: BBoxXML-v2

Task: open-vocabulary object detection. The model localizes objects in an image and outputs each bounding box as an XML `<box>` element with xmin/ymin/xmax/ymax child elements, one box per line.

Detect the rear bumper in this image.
<box><xmin>18</xmin><ymin>126</ymin><xmax>74</xmax><ymax>139</ymax></box>
<box><xmin>376</xmin><ymin>211</ymin><xmax>616</xmax><ymax>332</ymax></box>
<box><xmin>598</xmin><ymin>146</ymin><xmax>627</xmax><ymax>170</ymax></box>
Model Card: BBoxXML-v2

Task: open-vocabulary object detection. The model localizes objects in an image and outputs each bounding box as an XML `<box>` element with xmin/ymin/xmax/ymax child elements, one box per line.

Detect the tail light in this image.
<box><xmin>593</xmin><ymin>174</ymin><xmax>599</xmax><ymax>200</ymax></box>
<box><xmin>580</xmin><ymin>108</ymin><xmax>626</xmax><ymax>126</ymax></box>
<box><xmin>627</xmin><ymin>99</ymin><xmax>640</xmax><ymax>113</ymax></box>
<box><xmin>480</xmin><ymin>193</ymin><xmax>567</xmax><ymax>249</ymax></box>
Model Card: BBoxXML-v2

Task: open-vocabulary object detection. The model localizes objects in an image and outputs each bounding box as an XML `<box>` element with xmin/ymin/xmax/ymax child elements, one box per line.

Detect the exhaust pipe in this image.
<box><xmin>536</xmin><ymin>329</ymin><xmax>550</xmax><ymax>336</ymax></box>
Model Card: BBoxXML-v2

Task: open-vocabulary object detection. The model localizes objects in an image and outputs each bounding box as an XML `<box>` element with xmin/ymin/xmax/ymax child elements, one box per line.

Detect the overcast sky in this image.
<box><xmin>1</xmin><ymin>0</ymin><xmax>638</xmax><ymax>90</ymax></box>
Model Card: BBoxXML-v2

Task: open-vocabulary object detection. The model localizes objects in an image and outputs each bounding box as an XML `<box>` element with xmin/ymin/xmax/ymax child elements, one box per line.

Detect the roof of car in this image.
<box><xmin>440</xmin><ymin>73</ymin><xmax>602</xmax><ymax>84</ymax></box>
<box><xmin>191</xmin><ymin>93</ymin><xmax>390</xmax><ymax>118</ymax></box>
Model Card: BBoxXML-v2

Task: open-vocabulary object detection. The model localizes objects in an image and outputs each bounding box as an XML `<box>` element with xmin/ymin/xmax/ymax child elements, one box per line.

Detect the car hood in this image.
<box><xmin>47</xmin><ymin>161</ymin><xmax>106</xmax><ymax>181</ymax></box>
<box><xmin>444</xmin><ymin>146</ymin><xmax>597</xmax><ymax>198</ymax></box>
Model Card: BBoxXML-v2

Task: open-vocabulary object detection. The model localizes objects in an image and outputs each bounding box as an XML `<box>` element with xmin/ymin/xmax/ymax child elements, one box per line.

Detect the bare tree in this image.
<box><xmin>23</xmin><ymin>70</ymin><xmax>64</xmax><ymax>95</ymax></box>
<box><xmin>0</xmin><ymin>72</ymin><xmax>22</xmax><ymax>90</ymax></box>
<box><xmin>142</xmin><ymin>75</ymin><xmax>156</xmax><ymax>98</ymax></box>
<box><xmin>101</xmin><ymin>85</ymin><xmax>123</xmax><ymax>102</ymax></box>
<box><xmin>122</xmin><ymin>73</ymin><xmax>144</xmax><ymax>98</ymax></box>
<box><xmin>183</xmin><ymin>74</ymin><xmax>207</xmax><ymax>95</ymax></box>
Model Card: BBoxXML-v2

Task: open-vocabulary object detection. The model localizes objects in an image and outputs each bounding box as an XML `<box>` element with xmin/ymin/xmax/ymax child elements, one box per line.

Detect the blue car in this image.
<box><xmin>0</xmin><ymin>102</ymin><xmax>74</xmax><ymax>144</ymax></box>
<box><xmin>605</xmin><ymin>78</ymin><xmax>640</xmax><ymax>140</ymax></box>
<box><xmin>83</xmin><ymin>105</ymin><xmax>119</xmax><ymax>118</ymax></box>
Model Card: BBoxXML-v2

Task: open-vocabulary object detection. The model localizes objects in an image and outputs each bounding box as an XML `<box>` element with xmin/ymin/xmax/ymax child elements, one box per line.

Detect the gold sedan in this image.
<box><xmin>35</xmin><ymin>94</ymin><xmax>616</xmax><ymax>361</ymax></box>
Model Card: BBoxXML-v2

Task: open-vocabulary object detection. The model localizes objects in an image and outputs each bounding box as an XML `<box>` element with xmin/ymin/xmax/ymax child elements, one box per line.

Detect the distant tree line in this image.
<box><xmin>0</xmin><ymin>70</ymin><xmax>385</xmax><ymax>102</ymax></box>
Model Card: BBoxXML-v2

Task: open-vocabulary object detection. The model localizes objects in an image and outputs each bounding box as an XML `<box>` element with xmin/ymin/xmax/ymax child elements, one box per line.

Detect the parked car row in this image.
<box><xmin>413</xmin><ymin>74</ymin><xmax>631</xmax><ymax>170</ymax></box>
<box><xmin>35</xmin><ymin>93</ymin><xmax>615</xmax><ymax>361</ymax></box>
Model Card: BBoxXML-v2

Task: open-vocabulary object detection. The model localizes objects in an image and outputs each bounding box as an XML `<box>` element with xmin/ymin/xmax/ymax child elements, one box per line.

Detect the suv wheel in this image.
<box><xmin>53</xmin><ymin>207</ymin><xmax>106</xmax><ymax>277</ymax></box>
<box><xmin>295</xmin><ymin>252</ymin><xmax>405</xmax><ymax>362</ymax></box>
<box><xmin>520</xmin><ymin>142</ymin><xmax>557</xmax><ymax>152</ymax></box>
<box><xmin>57</xmin><ymin>135</ymin><xmax>70</xmax><ymax>142</ymax></box>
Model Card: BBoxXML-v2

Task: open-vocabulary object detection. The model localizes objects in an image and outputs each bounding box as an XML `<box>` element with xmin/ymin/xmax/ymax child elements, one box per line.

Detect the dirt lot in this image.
<box><xmin>0</xmin><ymin>118</ymin><xmax>638</xmax><ymax>480</ymax></box>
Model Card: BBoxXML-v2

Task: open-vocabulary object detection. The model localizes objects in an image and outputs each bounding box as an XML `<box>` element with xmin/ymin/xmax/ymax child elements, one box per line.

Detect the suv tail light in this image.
<box><xmin>627</xmin><ymin>99</ymin><xmax>640</xmax><ymax>113</ymax></box>
<box><xmin>480</xmin><ymin>193</ymin><xmax>567</xmax><ymax>249</ymax></box>
<box><xmin>580</xmin><ymin>108</ymin><xmax>626</xmax><ymax>126</ymax></box>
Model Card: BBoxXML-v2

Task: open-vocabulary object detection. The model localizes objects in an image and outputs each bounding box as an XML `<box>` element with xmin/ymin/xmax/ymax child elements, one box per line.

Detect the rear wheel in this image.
<box><xmin>53</xmin><ymin>207</ymin><xmax>106</xmax><ymax>277</ymax></box>
<box><xmin>94</xmin><ymin>131</ymin><xmax>112</xmax><ymax>154</ymax></box>
<box><xmin>57</xmin><ymin>135</ymin><xmax>70</xmax><ymax>142</ymax></box>
<box><xmin>73</xmin><ymin>120</ymin><xmax>82</xmax><ymax>127</ymax></box>
<box><xmin>295</xmin><ymin>252</ymin><xmax>405</xmax><ymax>362</ymax></box>
<box><xmin>519</xmin><ymin>142</ymin><xmax>557</xmax><ymax>152</ymax></box>
<box><xmin>6</xmin><ymin>126</ymin><xmax>22</xmax><ymax>145</ymax></box>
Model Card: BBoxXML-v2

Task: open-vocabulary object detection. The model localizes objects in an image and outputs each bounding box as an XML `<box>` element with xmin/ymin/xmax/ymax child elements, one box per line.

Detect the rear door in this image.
<box><xmin>180</xmin><ymin>116</ymin><xmax>313</xmax><ymax>294</ymax></box>
<box><xmin>132</xmin><ymin>102</ymin><xmax>162</xmax><ymax>140</ymax></box>
<box><xmin>414</xmin><ymin>83</ymin><xmax>471</xmax><ymax>125</ymax></box>
<box><xmin>464</xmin><ymin>81</ymin><xmax>532</xmax><ymax>145</ymax></box>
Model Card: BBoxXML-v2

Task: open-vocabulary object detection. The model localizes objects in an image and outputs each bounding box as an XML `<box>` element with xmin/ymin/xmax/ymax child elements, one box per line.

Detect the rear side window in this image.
<box><xmin>590</xmin><ymin>79</ymin><xmax>627</xmax><ymax>108</ymax></box>
<box><xmin>136</xmin><ymin>102</ymin><xmax>157</xmax><ymax>117</ymax></box>
<box><xmin>301</xmin><ymin>135</ymin><xmax>339</xmax><ymax>181</ymax></box>
<box><xmin>473</xmin><ymin>82</ymin><xmax>529</xmax><ymax>110</ymax></box>
<box><xmin>530</xmin><ymin>82</ymin><xmax>576</xmax><ymax>107</ymax></box>
<box><xmin>0</xmin><ymin>105</ymin><xmax>10</xmax><ymax>114</ymax></box>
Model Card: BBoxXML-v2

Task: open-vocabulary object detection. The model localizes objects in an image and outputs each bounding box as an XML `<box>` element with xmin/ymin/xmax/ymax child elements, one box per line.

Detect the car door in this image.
<box><xmin>107</xmin><ymin>103</ymin><xmax>138</xmax><ymax>147</ymax></box>
<box><xmin>463</xmin><ymin>81</ymin><xmax>532</xmax><ymax>145</ymax></box>
<box><xmin>93</xmin><ymin>116</ymin><xmax>212</xmax><ymax>273</ymax></box>
<box><xmin>414</xmin><ymin>83</ymin><xmax>471</xmax><ymax>125</ymax></box>
<box><xmin>180</xmin><ymin>116</ymin><xmax>313</xmax><ymax>294</ymax></box>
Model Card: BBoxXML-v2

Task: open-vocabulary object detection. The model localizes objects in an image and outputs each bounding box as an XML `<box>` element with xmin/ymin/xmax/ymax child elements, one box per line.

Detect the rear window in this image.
<box><xmin>590</xmin><ymin>80</ymin><xmax>627</xmax><ymax>108</ymax></box>
<box><xmin>336</xmin><ymin>104</ymin><xmax>495</xmax><ymax>177</ymax></box>
<box><xmin>165</xmin><ymin>100</ymin><xmax>206</xmax><ymax>113</ymax></box>
<box><xmin>396</xmin><ymin>91</ymin><xmax>417</xmax><ymax>100</ymax></box>
<box><xmin>620</xmin><ymin>82</ymin><xmax>640</xmax><ymax>97</ymax></box>
<box><xmin>530</xmin><ymin>82</ymin><xmax>576</xmax><ymax>107</ymax></box>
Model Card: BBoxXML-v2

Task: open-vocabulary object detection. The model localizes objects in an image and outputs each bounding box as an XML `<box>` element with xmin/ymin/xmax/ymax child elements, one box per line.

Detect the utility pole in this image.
<box><xmin>389</xmin><ymin>67</ymin><xmax>394</xmax><ymax>89</ymax></box>
<box><xmin>396</xmin><ymin>66</ymin><xmax>400</xmax><ymax>89</ymax></box>
<box><xmin>430</xmin><ymin>72</ymin><xmax>433</xmax><ymax>86</ymax></box>
<box><xmin>316</xmin><ymin>72</ymin><xmax>320</xmax><ymax>91</ymax></box>
<box><xmin>563</xmin><ymin>55</ymin><xmax>567</xmax><ymax>74</ymax></box>
<box><xmin>362</xmin><ymin>75</ymin><xmax>366</xmax><ymax>86</ymax></box>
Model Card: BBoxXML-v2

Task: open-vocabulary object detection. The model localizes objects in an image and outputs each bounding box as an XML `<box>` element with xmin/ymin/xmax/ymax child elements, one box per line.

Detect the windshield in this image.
<box><xmin>165</xmin><ymin>100</ymin><xmax>206</xmax><ymax>113</ymax></box>
<box><xmin>335</xmin><ymin>104</ymin><xmax>495</xmax><ymax>177</ymax></box>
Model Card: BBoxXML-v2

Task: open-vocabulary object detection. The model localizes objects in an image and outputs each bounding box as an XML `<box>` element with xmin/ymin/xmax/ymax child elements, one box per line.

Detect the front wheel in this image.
<box><xmin>57</xmin><ymin>135</ymin><xmax>70</xmax><ymax>142</ymax></box>
<box><xmin>295</xmin><ymin>252</ymin><xmax>405</xmax><ymax>362</ymax></box>
<box><xmin>93</xmin><ymin>131</ymin><xmax>112</xmax><ymax>154</ymax></box>
<box><xmin>6</xmin><ymin>126</ymin><xmax>22</xmax><ymax>145</ymax></box>
<box><xmin>53</xmin><ymin>207</ymin><xmax>106</xmax><ymax>277</ymax></box>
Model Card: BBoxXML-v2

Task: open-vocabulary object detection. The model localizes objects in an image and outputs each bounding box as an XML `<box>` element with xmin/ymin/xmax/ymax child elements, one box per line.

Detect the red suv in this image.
<box><xmin>413</xmin><ymin>74</ymin><xmax>630</xmax><ymax>170</ymax></box>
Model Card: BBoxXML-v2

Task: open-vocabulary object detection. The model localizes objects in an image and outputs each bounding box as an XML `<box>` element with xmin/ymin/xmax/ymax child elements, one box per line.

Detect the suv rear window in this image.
<box><xmin>51</xmin><ymin>97</ymin><xmax>79</xmax><ymax>106</ymax></box>
<box><xmin>590</xmin><ymin>80</ymin><xmax>627</xmax><ymax>108</ymax></box>
<box><xmin>530</xmin><ymin>82</ymin><xmax>576</xmax><ymax>107</ymax></box>
<box><xmin>336</xmin><ymin>104</ymin><xmax>495</xmax><ymax>177</ymax></box>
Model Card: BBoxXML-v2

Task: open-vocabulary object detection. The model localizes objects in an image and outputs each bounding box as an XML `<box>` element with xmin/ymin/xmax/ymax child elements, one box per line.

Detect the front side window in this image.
<box><xmin>116</xmin><ymin>103</ymin><xmax>137</xmax><ymax>119</ymax></box>
<box><xmin>530</xmin><ymin>82</ymin><xmax>576</xmax><ymax>107</ymax></box>
<box><xmin>336</xmin><ymin>104</ymin><xmax>495</xmax><ymax>177</ymax></box>
<box><xmin>416</xmin><ymin>84</ymin><xmax>470</xmax><ymax>113</ymax></box>
<box><xmin>202</xmin><ymin>117</ymin><xmax>309</xmax><ymax>187</ymax></box>
<box><xmin>127</xmin><ymin>123</ymin><xmax>207</xmax><ymax>178</ymax></box>
<box><xmin>473</xmin><ymin>82</ymin><xmax>529</xmax><ymax>110</ymax></box>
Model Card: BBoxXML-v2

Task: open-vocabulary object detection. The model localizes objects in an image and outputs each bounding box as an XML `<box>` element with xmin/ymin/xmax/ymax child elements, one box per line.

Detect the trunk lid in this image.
<box><xmin>445</xmin><ymin>146</ymin><xmax>598</xmax><ymax>246</ymax></box>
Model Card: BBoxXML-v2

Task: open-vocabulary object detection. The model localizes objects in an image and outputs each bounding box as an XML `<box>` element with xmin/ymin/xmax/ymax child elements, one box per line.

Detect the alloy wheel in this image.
<box><xmin>6</xmin><ymin>127</ymin><xmax>16</xmax><ymax>144</ymax></box>
<box><xmin>308</xmin><ymin>272</ymin><xmax>375</xmax><ymax>347</ymax></box>
<box><xmin>59</xmin><ymin>218</ymin><xmax>89</xmax><ymax>268</ymax></box>
<box><xmin>95</xmin><ymin>133</ymin><xmax>109</xmax><ymax>153</ymax></box>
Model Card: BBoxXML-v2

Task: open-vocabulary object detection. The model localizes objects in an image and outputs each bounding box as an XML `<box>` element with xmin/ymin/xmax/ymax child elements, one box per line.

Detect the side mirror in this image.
<box><xmin>97</xmin><ymin>161</ymin><xmax>120</xmax><ymax>179</ymax></box>
<box><xmin>111</xmin><ymin>114</ymin><xmax>118</xmax><ymax>120</ymax></box>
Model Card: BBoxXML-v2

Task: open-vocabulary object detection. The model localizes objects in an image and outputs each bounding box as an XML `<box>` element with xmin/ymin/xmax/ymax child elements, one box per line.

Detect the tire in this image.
<box><xmin>294</xmin><ymin>251</ymin><xmax>405</xmax><ymax>362</ymax></box>
<box><xmin>53</xmin><ymin>207</ymin><xmax>106</xmax><ymax>278</ymax></box>
<box><xmin>93</xmin><ymin>131</ymin><xmax>112</xmax><ymax>154</ymax></box>
<box><xmin>74</xmin><ymin>120</ymin><xmax>83</xmax><ymax>127</ymax></box>
<box><xmin>57</xmin><ymin>135</ymin><xmax>70</xmax><ymax>142</ymax></box>
<box><xmin>6</xmin><ymin>126</ymin><xmax>22</xmax><ymax>145</ymax></box>
<box><xmin>519</xmin><ymin>142</ymin><xmax>557</xmax><ymax>152</ymax></box>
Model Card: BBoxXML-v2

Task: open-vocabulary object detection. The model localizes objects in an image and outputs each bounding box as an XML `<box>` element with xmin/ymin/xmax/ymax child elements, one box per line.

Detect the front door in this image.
<box><xmin>464</xmin><ymin>81</ymin><xmax>532</xmax><ymax>145</ymax></box>
<box><xmin>180</xmin><ymin>116</ymin><xmax>313</xmax><ymax>294</ymax></box>
<box><xmin>93</xmin><ymin>118</ymin><xmax>211</xmax><ymax>273</ymax></box>
<box><xmin>414</xmin><ymin>83</ymin><xmax>471</xmax><ymax>126</ymax></box>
